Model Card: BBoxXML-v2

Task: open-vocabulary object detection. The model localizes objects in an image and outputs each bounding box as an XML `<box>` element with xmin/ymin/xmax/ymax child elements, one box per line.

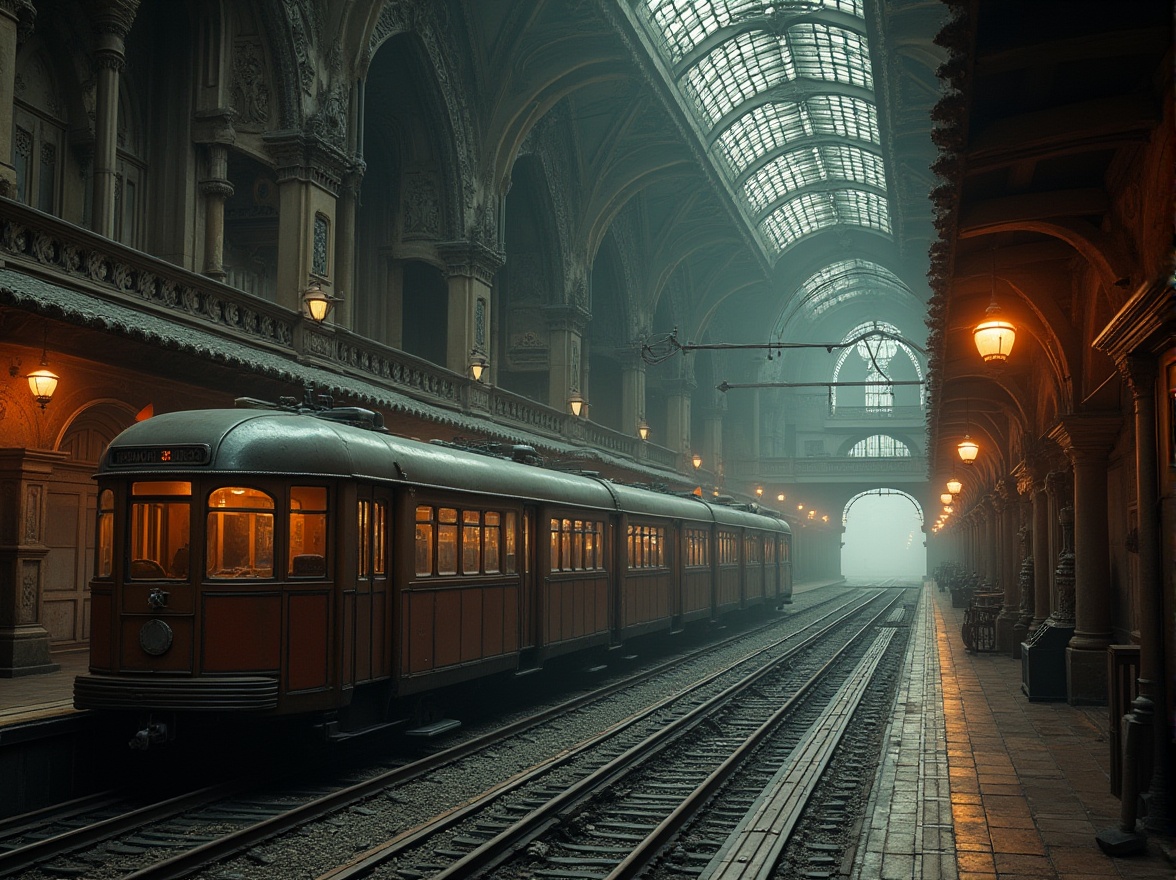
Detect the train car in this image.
<box><xmin>74</xmin><ymin>402</ymin><xmax>791</xmax><ymax>743</ymax></box>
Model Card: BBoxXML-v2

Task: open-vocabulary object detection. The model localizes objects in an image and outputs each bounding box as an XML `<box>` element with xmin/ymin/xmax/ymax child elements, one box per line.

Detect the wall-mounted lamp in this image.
<box><xmin>939</xmin><ymin>492</ymin><xmax>954</xmax><ymax>505</ymax></box>
<box><xmin>10</xmin><ymin>347</ymin><xmax>59</xmax><ymax>410</ymax></box>
<box><xmin>777</xmin><ymin>492</ymin><xmax>785</xmax><ymax>503</ymax></box>
<box><xmin>755</xmin><ymin>486</ymin><xmax>764</xmax><ymax>498</ymax></box>
<box><xmin>568</xmin><ymin>393</ymin><xmax>585</xmax><ymax>417</ymax></box>
<box><xmin>638</xmin><ymin>420</ymin><xmax>651</xmax><ymax>442</ymax></box>
<box><xmin>807</xmin><ymin>510</ymin><xmax>815</xmax><ymax>520</ymax></box>
<box><xmin>943</xmin><ymin>505</ymin><xmax>954</xmax><ymax>514</ymax></box>
<box><xmin>469</xmin><ymin>351</ymin><xmax>489</xmax><ymax>382</ymax></box>
<box><xmin>302</xmin><ymin>280</ymin><xmax>339</xmax><ymax>323</ymax></box>
<box><xmin>946</xmin><ymin>477</ymin><xmax>963</xmax><ymax>496</ymax></box>
<box><xmin>691</xmin><ymin>452</ymin><xmax>703</xmax><ymax>470</ymax></box>
<box><xmin>957</xmin><ymin>435</ymin><xmax>979</xmax><ymax>465</ymax></box>
<box><xmin>797</xmin><ymin>503</ymin><xmax>804</xmax><ymax>511</ymax></box>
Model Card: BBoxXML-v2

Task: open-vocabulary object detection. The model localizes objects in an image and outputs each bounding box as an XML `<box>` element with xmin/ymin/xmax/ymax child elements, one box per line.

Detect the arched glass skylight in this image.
<box><xmin>830</xmin><ymin>319</ymin><xmax>925</xmax><ymax>410</ymax></box>
<box><xmin>637</xmin><ymin>0</ymin><xmax>890</xmax><ymax>256</ymax></box>
<box><xmin>848</xmin><ymin>434</ymin><xmax>911</xmax><ymax>457</ymax></box>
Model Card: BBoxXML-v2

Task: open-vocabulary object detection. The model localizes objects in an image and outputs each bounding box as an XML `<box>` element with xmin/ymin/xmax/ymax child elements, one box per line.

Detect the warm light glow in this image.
<box><xmin>777</xmin><ymin>493</ymin><xmax>785</xmax><ymax>502</ymax></box>
<box><xmin>469</xmin><ymin>354</ymin><xmax>488</xmax><ymax>382</ymax></box>
<box><xmin>940</xmin><ymin>492</ymin><xmax>953</xmax><ymax>505</ymax></box>
<box><xmin>807</xmin><ymin>510</ymin><xmax>815</xmax><ymax>520</ymax></box>
<box><xmin>638</xmin><ymin>421</ymin><xmax>651</xmax><ymax>442</ymax></box>
<box><xmin>27</xmin><ymin>368</ymin><xmax>58</xmax><ymax>408</ymax></box>
<box><xmin>692</xmin><ymin>452</ymin><xmax>703</xmax><ymax>469</ymax></box>
<box><xmin>568</xmin><ymin>394</ymin><xmax>585</xmax><ymax>417</ymax></box>
<box><xmin>957</xmin><ymin>434</ymin><xmax>979</xmax><ymax>464</ymax></box>
<box><xmin>301</xmin><ymin>281</ymin><xmax>336</xmax><ymax>323</ymax></box>
<box><xmin>755</xmin><ymin>486</ymin><xmax>763</xmax><ymax>497</ymax></box>
<box><xmin>943</xmin><ymin>505</ymin><xmax>954</xmax><ymax>514</ymax></box>
<box><xmin>946</xmin><ymin>477</ymin><xmax>963</xmax><ymax>496</ymax></box>
<box><xmin>822</xmin><ymin>515</ymin><xmax>829</xmax><ymax>522</ymax></box>
<box><xmin>974</xmin><ymin>305</ymin><xmax>1016</xmax><ymax>363</ymax></box>
<box><xmin>797</xmin><ymin>504</ymin><xmax>804</xmax><ymax>510</ymax></box>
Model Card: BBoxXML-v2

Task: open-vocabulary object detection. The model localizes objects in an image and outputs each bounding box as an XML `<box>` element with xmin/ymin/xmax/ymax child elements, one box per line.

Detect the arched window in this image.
<box><xmin>848</xmin><ymin>434</ymin><xmax>911</xmax><ymax>457</ymax></box>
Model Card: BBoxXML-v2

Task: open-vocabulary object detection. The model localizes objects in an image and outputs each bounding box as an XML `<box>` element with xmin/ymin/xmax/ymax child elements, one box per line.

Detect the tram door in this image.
<box><xmin>519</xmin><ymin>507</ymin><xmax>538</xmax><ymax>651</ymax></box>
<box><xmin>353</xmin><ymin>488</ymin><xmax>392</xmax><ymax>683</ymax></box>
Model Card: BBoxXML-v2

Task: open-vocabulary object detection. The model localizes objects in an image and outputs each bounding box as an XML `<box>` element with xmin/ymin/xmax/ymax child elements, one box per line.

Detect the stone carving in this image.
<box><xmin>313</xmin><ymin>213</ymin><xmax>328</xmax><ymax>275</ymax></box>
<box><xmin>21</xmin><ymin>560</ymin><xmax>37</xmax><ymax>625</ymax></box>
<box><xmin>1049</xmin><ymin>505</ymin><xmax>1076</xmax><ymax>627</ymax></box>
<box><xmin>283</xmin><ymin>0</ymin><xmax>317</xmax><ymax>96</ymax></box>
<box><xmin>403</xmin><ymin>172</ymin><xmax>441</xmax><ymax>238</ymax></box>
<box><xmin>231</xmin><ymin>39</ymin><xmax>271</xmax><ymax>126</ymax></box>
<box><xmin>24</xmin><ymin>483</ymin><xmax>39</xmax><ymax>541</ymax></box>
<box><xmin>311</xmin><ymin>81</ymin><xmax>348</xmax><ymax>148</ymax></box>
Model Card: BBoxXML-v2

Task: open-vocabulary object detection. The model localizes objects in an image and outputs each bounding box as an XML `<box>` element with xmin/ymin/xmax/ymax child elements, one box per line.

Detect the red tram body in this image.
<box><xmin>74</xmin><ymin>405</ymin><xmax>792</xmax><ymax>734</ymax></box>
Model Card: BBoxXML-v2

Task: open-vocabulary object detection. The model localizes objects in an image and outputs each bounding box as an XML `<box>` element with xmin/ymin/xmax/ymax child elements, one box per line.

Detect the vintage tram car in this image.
<box><xmin>74</xmin><ymin>402</ymin><xmax>791</xmax><ymax>739</ymax></box>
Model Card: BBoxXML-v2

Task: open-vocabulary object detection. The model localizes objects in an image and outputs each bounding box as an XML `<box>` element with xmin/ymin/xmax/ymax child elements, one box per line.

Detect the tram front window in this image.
<box><xmin>207</xmin><ymin>487</ymin><xmax>274</xmax><ymax>578</ymax></box>
<box><xmin>130</xmin><ymin>481</ymin><xmax>191</xmax><ymax>580</ymax></box>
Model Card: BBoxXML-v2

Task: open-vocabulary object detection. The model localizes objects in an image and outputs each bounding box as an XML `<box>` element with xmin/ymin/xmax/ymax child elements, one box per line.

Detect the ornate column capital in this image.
<box><xmin>0</xmin><ymin>0</ymin><xmax>37</xmax><ymax>42</ymax></box>
<box><xmin>1047</xmin><ymin>413</ymin><xmax>1121</xmax><ymax>463</ymax></box>
<box><xmin>436</xmin><ymin>239</ymin><xmax>505</xmax><ymax>284</ymax></box>
<box><xmin>263</xmin><ymin>130</ymin><xmax>352</xmax><ymax>196</ymax></box>
<box><xmin>1118</xmin><ymin>353</ymin><xmax>1157</xmax><ymax>399</ymax></box>
<box><xmin>541</xmin><ymin>303</ymin><xmax>591</xmax><ymax>333</ymax></box>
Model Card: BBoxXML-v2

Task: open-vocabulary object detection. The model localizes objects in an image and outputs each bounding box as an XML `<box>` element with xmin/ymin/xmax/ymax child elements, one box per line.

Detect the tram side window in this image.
<box><xmin>416</xmin><ymin>505</ymin><xmax>515</xmax><ymax>577</ymax></box>
<box><xmin>626</xmin><ymin>523</ymin><xmax>666</xmax><ymax>570</ymax></box>
<box><xmin>718</xmin><ymin>530</ymin><xmax>737</xmax><ymax>565</ymax></box>
<box><xmin>130</xmin><ymin>481</ymin><xmax>191</xmax><ymax>579</ymax></box>
<box><xmin>207</xmin><ymin>487</ymin><xmax>274</xmax><ymax>579</ymax></box>
<box><xmin>685</xmin><ymin>527</ymin><xmax>709</xmax><ymax>567</ymax></box>
<box><xmin>96</xmin><ymin>488</ymin><xmax>114</xmax><ymax>578</ymax></box>
<box><xmin>289</xmin><ymin>486</ymin><xmax>328</xmax><ymax>577</ymax></box>
<box><xmin>550</xmin><ymin>518</ymin><xmax>605</xmax><ymax>572</ymax></box>
<box><xmin>746</xmin><ymin>536</ymin><xmax>762</xmax><ymax>564</ymax></box>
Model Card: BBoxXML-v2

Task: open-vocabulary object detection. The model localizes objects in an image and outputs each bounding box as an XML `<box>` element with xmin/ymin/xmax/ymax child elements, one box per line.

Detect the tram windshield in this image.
<box><xmin>129</xmin><ymin>481</ymin><xmax>191</xmax><ymax>580</ymax></box>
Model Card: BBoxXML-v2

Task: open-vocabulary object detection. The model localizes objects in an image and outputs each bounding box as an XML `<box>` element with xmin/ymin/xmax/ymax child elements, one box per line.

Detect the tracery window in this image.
<box><xmin>848</xmin><ymin>435</ymin><xmax>911</xmax><ymax>457</ymax></box>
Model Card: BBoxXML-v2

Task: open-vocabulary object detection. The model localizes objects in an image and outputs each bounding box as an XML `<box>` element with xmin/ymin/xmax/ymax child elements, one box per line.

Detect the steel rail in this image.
<box><xmin>416</xmin><ymin>591</ymin><xmax>904</xmax><ymax>880</ymax></box>
<box><xmin>91</xmin><ymin>589</ymin><xmax>861</xmax><ymax>880</ymax></box>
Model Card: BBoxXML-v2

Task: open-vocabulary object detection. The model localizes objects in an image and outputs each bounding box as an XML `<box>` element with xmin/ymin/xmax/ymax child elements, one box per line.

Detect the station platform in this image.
<box><xmin>1</xmin><ymin>585</ymin><xmax>1172</xmax><ymax>878</ymax></box>
<box><xmin>854</xmin><ymin>584</ymin><xmax>1173</xmax><ymax>880</ymax></box>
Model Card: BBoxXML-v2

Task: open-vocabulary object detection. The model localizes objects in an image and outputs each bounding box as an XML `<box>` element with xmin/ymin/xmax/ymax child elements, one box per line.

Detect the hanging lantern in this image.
<box><xmin>973</xmin><ymin>303</ymin><xmax>1016</xmax><ymax>363</ymax></box>
<box><xmin>940</xmin><ymin>492</ymin><xmax>953</xmax><ymax>505</ymax></box>
<box><xmin>957</xmin><ymin>434</ymin><xmax>979</xmax><ymax>465</ymax></box>
<box><xmin>946</xmin><ymin>477</ymin><xmax>963</xmax><ymax>496</ymax></box>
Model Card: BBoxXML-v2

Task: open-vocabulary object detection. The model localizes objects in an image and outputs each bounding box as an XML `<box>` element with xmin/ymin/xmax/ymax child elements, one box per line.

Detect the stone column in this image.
<box><xmin>199</xmin><ymin>142</ymin><xmax>234</xmax><ymax>281</ymax></box>
<box><xmin>1030</xmin><ymin>473</ymin><xmax>1051</xmax><ymax>628</ymax></box>
<box><xmin>995</xmin><ymin>479</ymin><xmax>1020</xmax><ymax>652</ymax></box>
<box><xmin>0</xmin><ymin>450</ymin><xmax>69</xmax><ymax>676</ymax></box>
<box><xmin>1119</xmin><ymin>356</ymin><xmax>1170</xmax><ymax>829</ymax></box>
<box><xmin>1045</xmin><ymin>470</ymin><xmax>1074</xmax><ymax>626</ymax></box>
<box><xmin>1048</xmin><ymin>414</ymin><xmax>1121</xmax><ymax>704</ymax></box>
<box><xmin>90</xmin><ymin>2</ymin><xmax>137</xmax><ymax>238</ymax></box>
<box><xmin>664</xmin><ymin>364</ymin><xmax>697</xmax><ymax>459</ymax></box>
<box><xmin>439</xmin><ymin>241</ymin><xmax>503</xmax><ymax>379</ymax></box>
<box><xmin>983</xmin><ymin>497</ymin><xmax>999</xmax><ymax>589</ymax></box>
<box><xmin>0</xmin><ymin>1</ymin><xmax>35</xmax><ymax>196</ymax></box>
<box><xmin>266</xmin><ymin>132</ymin><xmax>349</xmax><ymax>314</ymax></box>
<box><xmin>332</xmin><ymin>163</ymin><xmax>363</xmax><ymax>331</ymax></box>
<box><xmin>702</xmin><ymin>392</ymin><xmax>726</xmax><ymax>479</ymax></box>
<box><xmin>621</xmin><ymin>349</ymin><xmax>647</xmax><ymax>441</ymax></box>
<box><xmin>544</xmin><ymin>303</ymin><xmax>590</xmax><ymax>414</ymax></box>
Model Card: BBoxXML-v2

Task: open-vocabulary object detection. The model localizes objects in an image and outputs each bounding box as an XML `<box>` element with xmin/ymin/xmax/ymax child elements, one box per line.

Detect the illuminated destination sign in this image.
<box><xmin>109</xmin><ymin>445</ymin><xmax>211</xmax><ymax>467</ymax></box>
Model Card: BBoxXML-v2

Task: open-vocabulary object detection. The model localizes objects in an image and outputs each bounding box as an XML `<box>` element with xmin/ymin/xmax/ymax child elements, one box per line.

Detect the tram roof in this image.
<box><xmin>99</xmin><ymin>409</ymin><xmax>787</xmax><ymax>533</ymax></box>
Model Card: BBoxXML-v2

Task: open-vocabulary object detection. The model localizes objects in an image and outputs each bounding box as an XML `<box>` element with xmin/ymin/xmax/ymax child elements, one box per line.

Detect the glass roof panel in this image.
<box><xmin>793</xmin><ymin>261</ymin><xmax>909</xmax><ymax>318</ymax></box>
<box><xmin>788</xmin><ymin>23</ymin><xmax>872</xmax><ymax>89</ymax></box>
<box><xmin>641</xmin><ymin>1</ymin><xmax>866</xmax><ymax>65</ymax></box>
<box><xmin>637</xmin><ymin>0</ymin><xmax>889</xmax><ymax>256</ymax></box>
<box><xmin>744</xmin><ymin>143</ymin><xmax>886</xmax><ymax>213</ymax></box>
<box><xmin>713</xmin><ymin>94</ymin><xmax>879</xmax><ymax>176</ymax></box>
<box><xmin>682</xmin><ymin>30</ymin><xmax>794</xmax><ymax>125</ymax></box>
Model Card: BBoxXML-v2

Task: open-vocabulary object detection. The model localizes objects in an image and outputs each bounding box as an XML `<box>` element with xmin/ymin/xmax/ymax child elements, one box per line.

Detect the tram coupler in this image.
<box><xmin>129</xmin><ymin>719</ymin><xmax>172</xmax><ymax>749</ymax></box>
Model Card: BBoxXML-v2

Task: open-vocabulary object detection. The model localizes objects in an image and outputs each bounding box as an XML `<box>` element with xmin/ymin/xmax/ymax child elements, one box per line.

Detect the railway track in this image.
<box><xmin>319</xmin><ymin>588</ymin><xmax>913</xmax><ymax>880</ymax></box>
<box><xmin>1</xmin><ymin>583</ymin><xmax>905</xmax><ymax>880</ymax></box>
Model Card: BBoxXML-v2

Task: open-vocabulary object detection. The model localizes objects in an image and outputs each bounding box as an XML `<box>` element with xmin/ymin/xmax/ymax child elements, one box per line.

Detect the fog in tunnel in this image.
<box><xmin>841</xmin><ymin>492</ymin><xmax>926</xmax><ymax>580</ymax></box>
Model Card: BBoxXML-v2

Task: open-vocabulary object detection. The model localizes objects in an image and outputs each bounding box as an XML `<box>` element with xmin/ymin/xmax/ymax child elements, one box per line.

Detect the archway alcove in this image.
<box><xmin>841</xmin><ymin>489</ymin><xmax>926</xmax><ymax>581</ymax></box>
